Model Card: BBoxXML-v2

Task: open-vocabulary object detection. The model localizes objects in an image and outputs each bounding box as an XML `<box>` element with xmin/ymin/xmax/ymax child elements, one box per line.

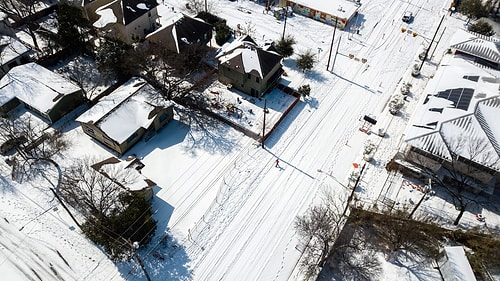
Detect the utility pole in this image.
<box><xmin>205</xmin><ymin>0</ymin><xmax>207</xmax><ymax>12</ymax></box>
<box><xmin>129</xmin><ymin>241</ymin><xmax>152</xmax><ymax>281</ymax></box>
<box><xmin>282</xmin><ymin>6</ymin><xmax>288</xmax><ymax>40</ymax></box>
<box><xmin>326</xmin><ymin>18</ymin><xmax>337</xmax><ymax>71</ymax></box>
<box><xmin>261</xmin><ymin>99</ymin><xmax>267</xmax><ymax>148</ymax></box>
<box><xmin>50</xmin><ymin>187</ymin><xmax>81</xmax><ymax>229</ymax></box>
<box><xmin>343</xmin><ymin>163</ymin><xmax>366</xmax><ymax>216</ymax></box>
<box><xmin>419</xmin><ymin>14</ymin><xmax>445</xmax><ymax>70</ymax></box>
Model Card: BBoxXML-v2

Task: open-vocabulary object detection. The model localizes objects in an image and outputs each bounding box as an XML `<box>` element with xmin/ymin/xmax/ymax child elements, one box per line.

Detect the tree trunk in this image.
<box><xmin>453</xmin><ymin>206</ymin><xmax>465</xmax><ymax>225</ymax></box>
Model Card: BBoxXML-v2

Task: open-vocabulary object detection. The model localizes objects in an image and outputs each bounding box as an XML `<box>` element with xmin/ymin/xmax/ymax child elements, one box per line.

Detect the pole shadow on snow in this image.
<box><xmin>332</xmin><ymin>72</ymin><xmax>379</xmax><ymax>95</ymax></box>
<box><xmin>264</xmin><ymin>148</ymin><xmax>315</xmax><ymax>179</ymax></box>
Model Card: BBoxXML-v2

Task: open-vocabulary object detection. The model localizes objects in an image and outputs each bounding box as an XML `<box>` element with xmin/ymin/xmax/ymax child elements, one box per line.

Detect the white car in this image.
<box><xmin>402</xmin><ymin>11</ymin><xmax>413</xmax><ymax>23</ymax></box>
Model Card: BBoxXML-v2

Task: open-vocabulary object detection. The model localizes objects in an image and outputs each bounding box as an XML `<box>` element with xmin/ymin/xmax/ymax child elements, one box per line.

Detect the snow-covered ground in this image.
<box><xmin>1</xmin><ymin>0</ymin><xmax>499</xmax><ymax>280</ymax></box>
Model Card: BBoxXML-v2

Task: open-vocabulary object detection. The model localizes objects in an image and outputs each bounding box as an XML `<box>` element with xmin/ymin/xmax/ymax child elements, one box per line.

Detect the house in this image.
<box><xmin>145</xmin><ymin>13</ymin><xmax>213</xmax><ymax>54</ymax></box>
<box><xmin>0</xmin><ymin>35</ymin><xmax>30</xmax><ymax>77</ymax></box>
<box><xmin>402</xmin><ymin>55</ymin><xmax>500</xmax><ymax>195</ymax></box>
<box><xmin>66</xmin><ymin>0</ymin><xmax>160</xmax><ymax>43</ymax></box>
<box><xmin>76</xmin><ymin>77</ymin><xmax>174</xmax><ymax>155</ymax></box>
<box><xmin>449</xmin><ymin>29</ymin><xmax>500</xmax><ymax>69</ymax></box>
<box><xmin>0</xmin><ymin>63</ymin><xmax>85</xmax><ymax>123</ymax></box>
<box><xmin>279</xmin><ymin>0</ymin><xmax>360</xmax><ymax>29</ymax></box>
<box><xmin>91</xmin><ymin>156</ymin><xmax>157</xmax><ymax>200</ymax></box>
<box><xmin>437</xmin><ymin>246</ymin><xmax>477</xmax><ymax>281</ymax></box>
<box><xmin>216</xmin><ymin>35</ymin><xmax>284</xmax><ymax>98</ymax></box>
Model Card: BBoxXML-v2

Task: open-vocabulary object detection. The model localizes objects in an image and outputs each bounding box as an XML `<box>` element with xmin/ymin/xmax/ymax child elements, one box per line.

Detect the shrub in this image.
<box><xmin>469</xmin><ymin>20</ymin><xmax>495</xmax><ymax>36</ymax></box>
<box><xmin>298</xmin><ymin>84</ymin><xmax>311</xmax><ymax>98</ymax></box>
<box><xmin>275</xmin><ymin>35</ymin><xmax>296</xmax><ymax>58</ymax></box>
<box><xmin>296</xmin><ymin>50</ymin><xmax>315</xmax><ymax>72</ymax></box>
<box><xmin>215</xmin><ymin>21</ymin><xmax>231</xmax><ymax>46</ymax></box>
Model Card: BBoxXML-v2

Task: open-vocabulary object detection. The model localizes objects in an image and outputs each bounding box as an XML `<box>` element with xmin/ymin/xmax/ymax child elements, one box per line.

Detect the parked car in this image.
<box><xmin>402</xmin><ymin>11</ymin><xmax>413</xmax><ymax>23</ymax></box>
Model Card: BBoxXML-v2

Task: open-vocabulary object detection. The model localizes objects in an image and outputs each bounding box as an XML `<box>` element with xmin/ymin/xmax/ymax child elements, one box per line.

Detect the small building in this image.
<box><xmin>91</xmin><ymin>156</ymin><xmax>157</xmax><ymax>200</ymax></box>
<box><xmin>216</xmin><ymin>35</ymin><xmax>283</xmax><ymax>98</ymax></box>
<box><xmin>76</xmin><ymin>77</ymin><xmax>174</xmax><ymax>155</ymax></box>
<box><xmin>0</xmin><ymin>35</ymin><xmax>30</xmax><ymax>78</ymax></box>
<box><xmin>403</xmin><ymin>55</ymin><xmax>500</xmax><ymax>195</ymax></box>
<box><xmin>437</xmin><ymin>246</ymin><xmax>477</xmax><ymax>281</ymax></box>
<box><xmin>0</xmin><ymin>63</ymin><xmax>85</xmax><ymax>123</ymax></box>
<box><xmin>280</xmin><ymin>0</ymin><xmax>360</xmax><ymax>29</ymax></box>
<box><xmin>69</xmin><ymin>0</ymin><xmax>160</xmax><ymax>44</ymax></box>
<box><xmin>146</xmin><ymin>14</ymin><xmax>213</xmax><ymax>54</ymax></box>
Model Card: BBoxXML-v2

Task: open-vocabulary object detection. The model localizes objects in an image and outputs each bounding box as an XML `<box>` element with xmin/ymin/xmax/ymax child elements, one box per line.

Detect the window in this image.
<box><xmin>247</xmin><ymin>73</ymin><xmax>251</xmax><ymax>79</ymax></box>
<box><xmin>255</xmin><ymin>77</ymin><xmax>260</xmax><ymax>83</ymax></box>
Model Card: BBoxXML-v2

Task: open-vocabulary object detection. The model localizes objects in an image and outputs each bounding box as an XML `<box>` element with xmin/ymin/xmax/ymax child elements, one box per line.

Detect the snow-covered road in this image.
<box><xmin>146</xmin><ymin>0</ymin><xmax>456</xmax><ymax>280</ymax></box>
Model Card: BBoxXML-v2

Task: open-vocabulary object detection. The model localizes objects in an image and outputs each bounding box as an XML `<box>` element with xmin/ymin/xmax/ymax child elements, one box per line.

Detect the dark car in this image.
<box><xmin>402</xmin><ymin>11</ymin><xmax>413</xmax><ymax>23</ymax></box>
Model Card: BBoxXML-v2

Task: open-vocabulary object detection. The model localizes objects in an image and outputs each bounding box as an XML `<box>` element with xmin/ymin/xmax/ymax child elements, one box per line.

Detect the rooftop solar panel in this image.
<box><xmin>436</xmin><ymin>88</ymin><xmax>474</xmax><ymax>110</ymax></box>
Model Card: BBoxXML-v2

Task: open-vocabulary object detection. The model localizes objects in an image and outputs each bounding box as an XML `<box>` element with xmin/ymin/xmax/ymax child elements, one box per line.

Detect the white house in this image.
<box><xmin>403</xmin><ymin>55</ymin><xmax>500</xmax><ymax>195</ymax></box>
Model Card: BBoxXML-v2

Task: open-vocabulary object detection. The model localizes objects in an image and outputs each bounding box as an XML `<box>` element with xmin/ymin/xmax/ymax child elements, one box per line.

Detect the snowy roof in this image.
<box><xmin>92</xmin><ymin>157</ymin><xmax>156</xmax><ymax>191</ymax></box>
<box><xmin>216</xmin><ymin>35</ymin><xmax>282</xmax><ymax>79</ymax></box>
<box><xmin>76</xmin><ymin>77</ymin><xmax>172</xmax><ymax>144</ymax></box>
<box><xmin>449</xmin><ymin>29</ymin><xmax>500</xmax><ymax>64</ymax></box>
<box><xmin>94</xmin><ymin>3</ymin><xmax>118</xmax><ymax>28</ymax></box>
<box><xmin>146</xmin><ymin>13</ymin><xmax>211</xmax><ymax>53</ymax></box>
<box><xmin>289</xmin><ymin>0</ymin><xmax>360</xmax><ymax>20</ymax></box>
<box><xmin>405</xmin><ymin>55</ymin><xmax>500</xmax><ymax>171</ymax></box>
<box><xmin>0</xmin><ymin>35</ymin><xmax>30</xmax><ymax>66</ymax></box>
<box><xmin>441</xmin><ymin>246</ymin><xmax>477</xmax><ymax>281</ymax></box>
<box><xmin>0</xmin><ymin>63</ymin><xmax>81</xmax><ymax>113</ymax></box>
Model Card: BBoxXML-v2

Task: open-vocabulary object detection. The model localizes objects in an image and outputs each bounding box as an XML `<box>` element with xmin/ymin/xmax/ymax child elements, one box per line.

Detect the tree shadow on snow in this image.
<box><xmin>118</xmin><ymin>231</ymin><xmax>192</xmax><ymax>281</ymax></box>
<box><xmin>175</xmin><ymin>107</ymin><xmax>241</xmax><ymax>156</ymax></box>
<box><xmin>389</xmin><ymin>252</ymin><xmax>439</xmax><ymax>281</ymax></box>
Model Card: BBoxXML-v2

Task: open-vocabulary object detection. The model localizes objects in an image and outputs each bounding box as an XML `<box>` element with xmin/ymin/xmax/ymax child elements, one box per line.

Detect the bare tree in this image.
<box><xmin>57</xmin><ymin>55</ymin><xmax>116</xmax><ymax>101</ymax></box>
<box><xmin>0</xmin><ymin>115</ymin><xmax>68</xmax><ymax>160</ymax></box>
<box><xmin>294</xmin><ymin>189</ymin><xmax>346</xmax><ymax>279</ymax></box>
<box><xmin>400</xmin><ymin>134</ymin><xmax>498</xmax><ymax>225</ymax></box>
<box><xmin>60</xmin><ymin>156</ymin><xmax>138</xmax><ymax>218</ymax></box>
<box><xmin>185</xmin><ymin>0</ymin><xmax>216</xmax><ymax>14</ymax></box>
<box><xmin>0</xmin><ymin>0</ymin><xmax>45</xmax><ymax>50</ymax></box>
<box><xmin>322</xmin><ymin>224</ymin><xmax>382</xmax><ymax>281</ymax></box>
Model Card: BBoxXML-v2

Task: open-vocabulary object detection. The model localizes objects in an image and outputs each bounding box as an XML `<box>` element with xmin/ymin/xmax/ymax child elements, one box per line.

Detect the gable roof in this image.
<box><xmin>146</xmin><ymin>14</ymin><xmax>212</xmax><ymax>53</ymax></box>
<box><xmin>93</xmin><ymin>0</ymin><xmax>157</xmax><ymax>28</ymax></box>
<box><xmin>216</xmin><ymin>35</ymin><xmax>282</xmax><ymax>79</ymax></box>
<box><xmin>449</xmin><ymin>29</ymin><xmax>500</xmax><ymax>64</ymax></box>
<box><xmin>0</xmin><ymin>35</ymin><xmax>30</xmax><ymax>66</ymax></box>
<box><xmin>76</xmin><ymin>77</ymin><xmax>172</xmax><ymax>144</ymax></box>
<box><xmin>0</xmin><ymin>63</ymin><xmax>80</xmax><ymax>113</ymax></box>
<box><xmin>405</xmin><ymin>55</ymin><xmax>500</xmax><ymax>172</ymax></box>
